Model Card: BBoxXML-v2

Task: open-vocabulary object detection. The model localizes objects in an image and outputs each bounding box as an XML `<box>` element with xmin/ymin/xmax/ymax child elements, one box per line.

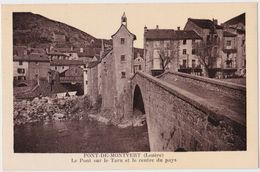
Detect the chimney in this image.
<box><xmin>212</xmin><ymin>18</ymin><xmax>218</xmax><ymax>25</ymax></box>
<box><xmin>177</xmin><ymin>26</ymin><xmax>180</xmax><ymax>30</ymax></box>
<box><xmin>156</xmin><ymin>25</ymin><xmax>159</xmax><ymax>30</ymax></box>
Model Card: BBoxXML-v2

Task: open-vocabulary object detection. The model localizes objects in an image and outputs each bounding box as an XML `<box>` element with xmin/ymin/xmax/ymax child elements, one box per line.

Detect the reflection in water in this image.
<box><xmin>14</xmin><ymin>119</ymin><xmax>150</xmax><ymax>153</ymax></box>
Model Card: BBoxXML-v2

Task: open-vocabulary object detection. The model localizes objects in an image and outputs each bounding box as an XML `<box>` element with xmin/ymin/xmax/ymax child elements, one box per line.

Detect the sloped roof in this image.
<box><xmin>13</xmin><ymin>53</ymin><xmax>49</xmax><ymax>62</ymax></box>
<box><xmin>134</xmin><ymin>48</ymin><xmax>144</xmax><ymax>59</ymax></box>
<box><xmin>174</xmin><ymin>30</ymin><xmax>202</xmax><ymax>40</ymax></box>
<box><xmin>101</xmin><ymin>48</ymin><xmax>113</xmax><ymax>59</ymax></box>
<box><xmin>223</xmin><ymin>31</ymin><xmax>237</xmax><ymax>37</ymax></box>
<box><xmin>50</xmin><ymin>60</ymin><xmax>85</xmax><ymax>66</ymax></box>
<box><xmin>111</xmin><ymin>24</ymin><xmax>136</xmax><ymax>40</ymax></box>
<box><xmin>87</xmin><ymin>60</ymin><xmax>100</xmax><ymax>68</ymax></box>
<box><xmin>224</xmin><ymin>13</ymin><xmax>245</xmax><ymax>25</ymax></box>
<box><xmin>188</xmin><ymin>18</ymin><xmax>223</xmax><ymax>29</ymax></box>
<box><xmin>144</xmin><ymin>29</ymin><xmax>202</xmax><ymax>40</ymax></box>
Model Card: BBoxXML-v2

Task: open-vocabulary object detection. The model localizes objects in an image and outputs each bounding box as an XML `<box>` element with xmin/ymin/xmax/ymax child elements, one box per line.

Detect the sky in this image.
<box><xmin>14</xmin><ymin>3</ymin><xmax>247</xmax><ymax>48</ymax></box>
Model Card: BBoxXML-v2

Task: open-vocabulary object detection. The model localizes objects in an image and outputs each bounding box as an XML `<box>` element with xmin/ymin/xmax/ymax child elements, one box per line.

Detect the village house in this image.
<box><xmin>49</xmin><ymin>59</ymin><xmax>86</xmax><ymax>95</ymax></box>
<box><xmin>84</xmin><ymin>13</ymin><xmax>137</xmax><ymax>117</ymax></box>
<box><xmin>143</xmin><ymin>25</ymin><xmax>202</xmax><ymax>76</ymax></box>
<box><xmin>222</xmin><ymin>13</ymin><xmax>246</xmax><ymax>76</ymax></box>
<box><xmin>184</xmin><ymin>15</ymin><xmax>246</xmax><ymax>78</ymax></box>
<box><xmin>48</xmin><ymin>52</ymin><xmax>70</xmax><ymax>61</ymax></box>
<box><xmin>184</xmin><ymin>18</ymin><xmax>224</xmax><ymax>77</ymax></box>
<box><xmin>13</xmin><ymin>51</ymin><xmax>50</xmax><ymax>86</ymax></box>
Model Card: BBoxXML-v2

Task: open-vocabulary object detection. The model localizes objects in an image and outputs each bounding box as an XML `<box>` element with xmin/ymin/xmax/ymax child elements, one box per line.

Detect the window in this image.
<box><xmin>183</xmin><ymin>40</ymin><xmax>187</xmax><ymax>45</ymax></box>
<box><xmin>192</xmin><ymin>60</ymin><xmax>196</xmax><ymax>68</ymax></box>
<box><xmin>55</xmin><ymin>66</ymin><xmax>57</xmax><ymax>70</ymax></box>
<box><xmin>183</xmin><ymin>49</ymin><xmax>187</xmax><ymax>55</ymax></box>
<box><xmin>19</xmin><ymin>61</ymin><xmax>23</xmax><ymax>65</ymax></box>
<box><xmin>121</xmin><ymin>38</ymin><xmax>125</xmax><ymax>44</ymax></box>
<box><xmin>35</xmin><ymin>62</ymin><xmax>39</xmax><ymax>65</ymax></box>
<box><xmin>62</xmin><ymin>66</ymin><xmax>64</xmax><ymax>69</ymax></box>
<box><xmin>85</xmin><ymin>81</ymin><xmax>88</xmax><ymax>85</ymax></box>
<box><xmin>121</xmin><ymin>72</ymin><xmax>126</xmax><ymax>78</ymax></box>
<box><xmin>121</xmin><ymin>55</ymin><xmax>126</xmax><ymax>61</ymax></box>
<box><xmin>226</xmin><ymin>40</ymin><xmax>231</xmax><ymax>46</ymax></box>
<box><xmin>17</xmin><ymin>68</ymin><xmax>25</xmax><ymax>74</ymax></box>
<box><xmin>192</xmin><ymin>49</ymin><xmax>196</xmax><ymax>55</ymax></box>
<box><xmin>139</xmin><ymin>65</ymin><xmax>141</xmax><ymax>70</ymax></box>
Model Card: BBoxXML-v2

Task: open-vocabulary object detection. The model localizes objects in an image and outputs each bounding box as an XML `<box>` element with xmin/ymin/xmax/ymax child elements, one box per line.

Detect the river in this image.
<box><xmin>14</xmin><ymin>119</ymin><xmax>150</xmax><ymax>153</ymax></box>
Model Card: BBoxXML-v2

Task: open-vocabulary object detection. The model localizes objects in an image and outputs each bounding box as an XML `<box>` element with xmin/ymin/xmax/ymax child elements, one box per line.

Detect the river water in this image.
<box><xmin>14</xmin><ymin>119</ymin><xmax>150</xmax><ymax>153</ymax></box>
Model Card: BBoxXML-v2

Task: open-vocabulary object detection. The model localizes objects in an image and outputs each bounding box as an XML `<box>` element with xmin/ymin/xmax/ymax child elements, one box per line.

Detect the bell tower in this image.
<box><xmin>121</xmin><ymin>12</ymin><xmax>127</xmax><ymax>27</ymax></box>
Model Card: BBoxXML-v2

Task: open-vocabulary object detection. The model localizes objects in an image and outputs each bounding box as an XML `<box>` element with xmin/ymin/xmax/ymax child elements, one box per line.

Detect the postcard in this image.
<box><xmin>2</xmin><ymin>2</ymin><xmax>259</xmax><ymax>170</ymax></box>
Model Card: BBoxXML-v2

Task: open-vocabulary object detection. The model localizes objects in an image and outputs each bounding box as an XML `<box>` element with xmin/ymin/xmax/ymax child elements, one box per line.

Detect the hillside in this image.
<box><xmin>13</xmin><ymin>12</ymin><xmax>111</xmax><ymax>49</ymax></box>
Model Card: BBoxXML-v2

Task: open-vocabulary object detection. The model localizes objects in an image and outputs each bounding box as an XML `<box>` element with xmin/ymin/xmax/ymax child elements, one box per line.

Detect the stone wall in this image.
<box><xmin>158</xmin><ymin>71</ymin><xmax>246</xmax><ymax>100</ymax></box>
<box><xmin>131</xmin><ymin>71</ymin><xmax>246</xmax><ymax>151</ymax></box>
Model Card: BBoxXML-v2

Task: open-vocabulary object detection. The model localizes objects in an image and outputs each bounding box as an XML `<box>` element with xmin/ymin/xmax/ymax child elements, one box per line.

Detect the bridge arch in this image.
<box><xmin>133</xmin><ymin>84</ymin><xmax>145</xmax><ymax>115</ymax></box>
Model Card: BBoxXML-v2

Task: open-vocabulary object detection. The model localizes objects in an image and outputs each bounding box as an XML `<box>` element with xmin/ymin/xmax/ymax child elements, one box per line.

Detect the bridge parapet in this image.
<box><xmin>158</xmin><ymin>71</ymin><xmax>246</xmax><ymax>100</ymax></box>
<box><xmin>131</xmin><ymin>71</ymin><xmax>246</xmax><ymax>151</ymax></box>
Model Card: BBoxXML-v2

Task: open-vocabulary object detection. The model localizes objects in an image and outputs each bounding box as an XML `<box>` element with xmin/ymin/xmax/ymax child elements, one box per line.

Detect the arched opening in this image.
<box><xmin>132</xmin><ymin>84</ymin><xmax>150</xmax><ymax>151</ymax></box>
<box><xmin>133</xmin><ymin>85</ymin><xmax>145</xmax><ymax>115</ymax></box>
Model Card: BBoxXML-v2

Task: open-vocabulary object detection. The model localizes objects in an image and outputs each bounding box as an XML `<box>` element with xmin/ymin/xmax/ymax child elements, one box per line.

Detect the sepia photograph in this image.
<box><xmin>1</xmin><ymin>2</ymin><xmax>258</xmax><ymax>170</ymax></box>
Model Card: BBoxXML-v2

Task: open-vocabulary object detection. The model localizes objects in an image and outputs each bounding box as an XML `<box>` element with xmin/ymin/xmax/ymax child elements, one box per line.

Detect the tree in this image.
<box><xmin>158</xmin><ymin>49</ymin><xmax>177</xmax><ymax>72</ymax></box>
<box><xmin>194</xmin><ymin>36</ymin><xmax>220</xmax><ymax>77</ymax></box>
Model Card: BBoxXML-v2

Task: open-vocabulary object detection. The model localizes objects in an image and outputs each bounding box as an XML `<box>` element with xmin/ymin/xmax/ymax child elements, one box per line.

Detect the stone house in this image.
<box><xmin>222</xmin><ymin>13</ymin><xmax>246</xmax><ymax>76</ymax></box>
<box><xmin>184</xmin><ymin>18</ymin><xmax>224</xmax><ymax>77</ymax></box>
<box><xmin>13</xmin><ymin>52</ymin><xmax>50</xmax><ymax>86</ymax></box>
<box><xmin>86</xmin><ymin>13</ymin><xmax>136</xmax><ymax>117</ymax></box>
<box><xmin>221</xmin><ymin>31</ymin><xmax>238</xmax><ymax>70</ymax></box>
<box><xmin>143</xmin><ymin>26</ymin><xmax>202</xmax><ymax>76</ymax></box>
<box><xmin>184</xmin><ymin>15</ymin><xmax>246</xmax><ymax>78</ymax></box>
<box><xmin>50</xmin><ymin>59</ymin><xmax>85</xmax><ymax>74</ymax></box>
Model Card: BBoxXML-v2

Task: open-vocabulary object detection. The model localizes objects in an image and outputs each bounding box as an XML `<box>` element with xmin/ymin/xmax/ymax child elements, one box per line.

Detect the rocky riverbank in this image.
<box><xmin>14</xmin><ymin>95</ymin><xmax>146</xmax><ymax>128</ymax></box>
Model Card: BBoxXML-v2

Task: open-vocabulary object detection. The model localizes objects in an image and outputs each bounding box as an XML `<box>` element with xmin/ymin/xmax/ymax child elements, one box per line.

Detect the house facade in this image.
<box><xmin>100</xmin><ymin>13</ymin><xmax>136</xmax><ymax>115</ymax></box>
<box><xmin>184</xmin><ymin>14</ymin><xmax>246</xmax><ymax>78</ymax></box>
<box><xmin>13</xmin><ymin>52</ymin><xmax>50</xmax><ymax>86</ymax></box>
<box><xmin>222</xmin><ymin>13</ymin><xmax>246</xmax><ymax>76</ymax></box>
<box><xmin>144</xmin><ymin>26</ymin><xmax>202</xmax><ymax>76</ymax></box>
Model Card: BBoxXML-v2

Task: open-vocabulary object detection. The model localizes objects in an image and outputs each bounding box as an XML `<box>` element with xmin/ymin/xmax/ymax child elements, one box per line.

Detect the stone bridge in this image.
<box><xmin>131</xmin><ymin>71</ymin><xmax>246</xmax><ymax>151</ymax></box>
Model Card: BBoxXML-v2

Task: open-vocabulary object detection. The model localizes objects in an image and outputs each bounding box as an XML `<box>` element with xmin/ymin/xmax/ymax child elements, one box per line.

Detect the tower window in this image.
<box><xmin>183</xmin><ymin>40</ymin><xmax>187</xmax><ymax>45</ymax></box>
<box><xmin>183</xmin><ymin>49</ymin><xmax>187</xmax><ymax>55</ymax></box>
<box><xmin>121</xmin><ymin>72</ymin><xmax>126</xmax><ymax>78</ymax></box>
<box><xmin>19</xmin><ymin>61</ymin><xmax>23</xmax><ymax>65</ymax></box>
<box><xmin>121</xmin><ymin>55</ymin><xmax>126</xmax><ymax>61</ymax></box>
<box><xmin>121</xmin><ymin>38</ymin><xmax>125</xmax><ymax>44</ymax></box>
<box><xmin>17</xmin><ymin>68</ymin><xmax>25</xmax><ymax>74</ymax></box>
